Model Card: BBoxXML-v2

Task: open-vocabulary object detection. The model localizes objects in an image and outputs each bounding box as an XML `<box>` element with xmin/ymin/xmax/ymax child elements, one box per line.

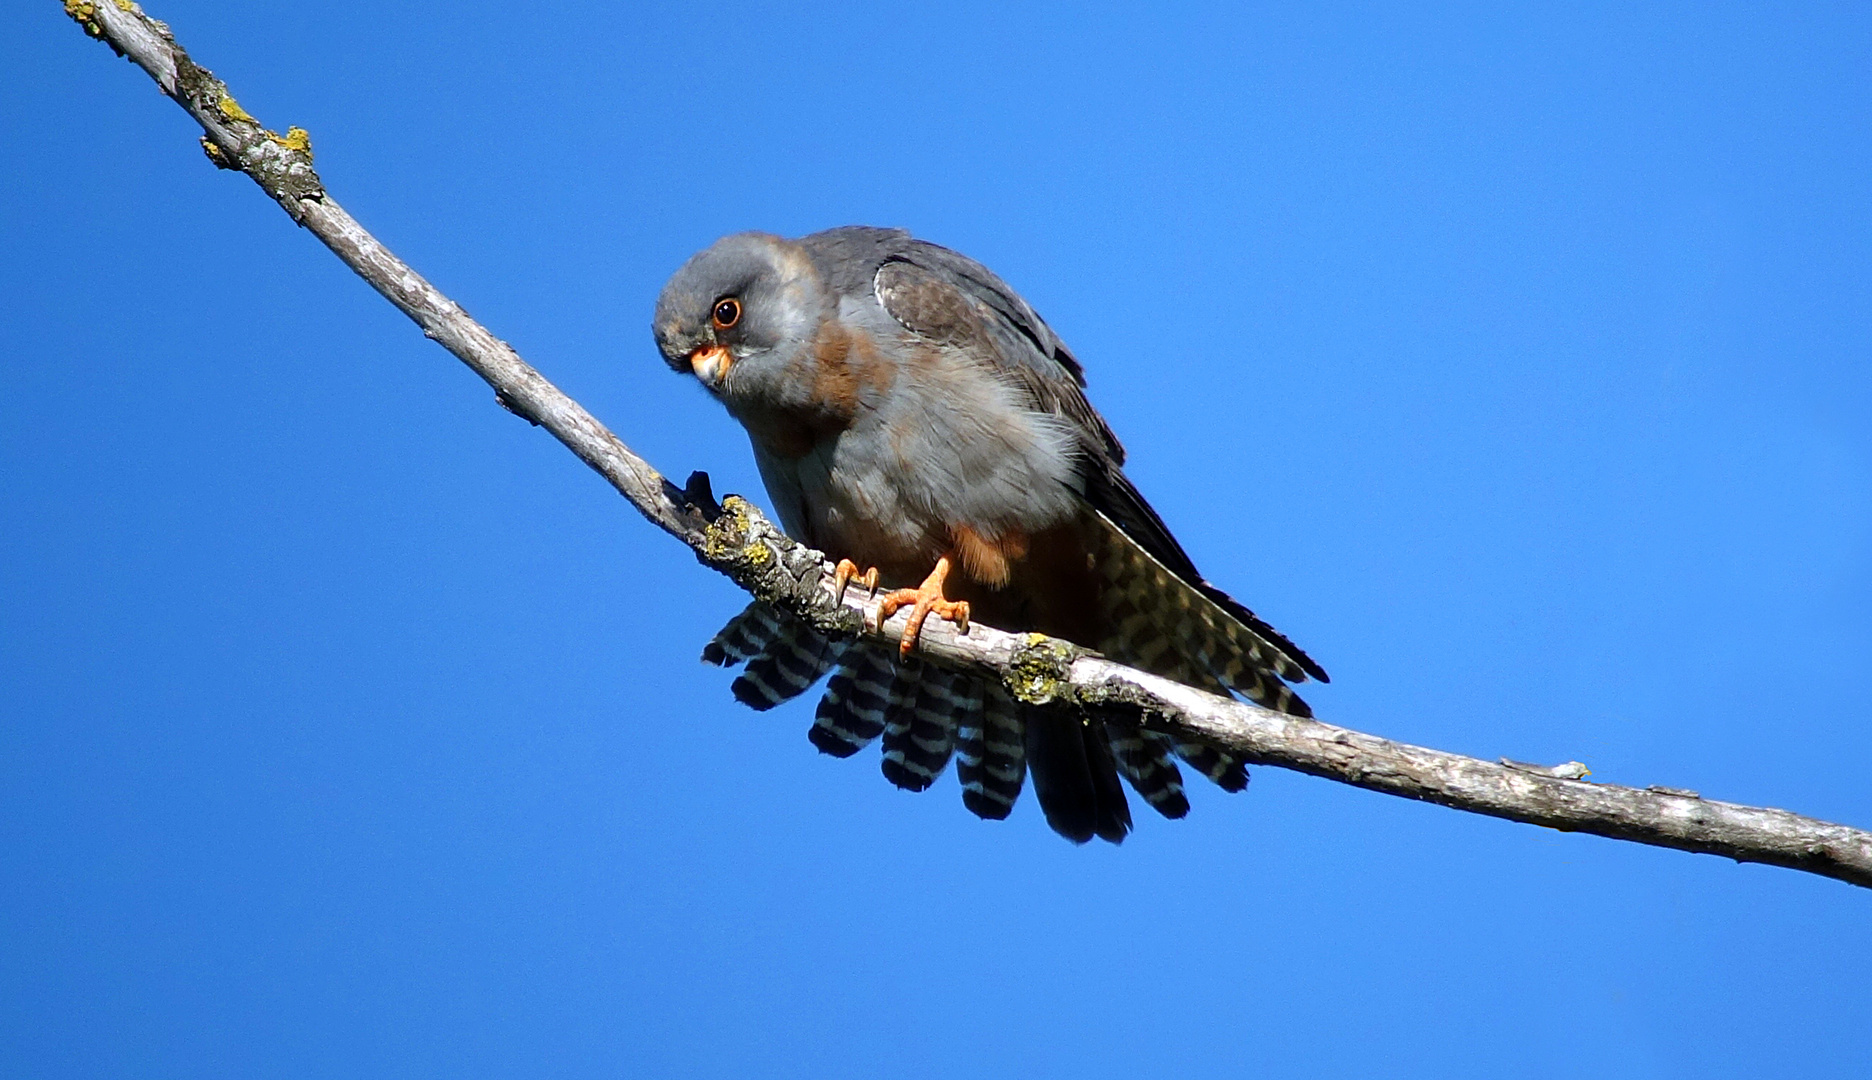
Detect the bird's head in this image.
<box><xmin>652</xmin><ymin>232</ymin><xmax>831</xmax><ymax>403</ymax></box>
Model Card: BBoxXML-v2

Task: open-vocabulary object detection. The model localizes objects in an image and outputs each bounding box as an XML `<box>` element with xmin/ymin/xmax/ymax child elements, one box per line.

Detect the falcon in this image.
<box><xmin>652</xmin><ymin>227</ymin><xmax>1326</xmax><ymax>843</ymax></box>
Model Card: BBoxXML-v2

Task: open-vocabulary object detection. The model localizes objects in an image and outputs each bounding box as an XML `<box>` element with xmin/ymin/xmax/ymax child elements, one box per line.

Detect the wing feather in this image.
<box><xmin>868</xmin><ymin>240</ymin><xmax>1328</xmax><ymax>689</ymax></box>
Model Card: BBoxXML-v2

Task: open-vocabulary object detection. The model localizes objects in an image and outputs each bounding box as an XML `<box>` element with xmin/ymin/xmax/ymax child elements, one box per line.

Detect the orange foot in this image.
<box><xmin>874</xmin><ymin>553</ymin><xmax>971</xmax><ymax>658</ymax></box>
<box><xmin>831</xmin><ymin>558</ymin><xmax>880</xmax><ymax>600</ymax></box>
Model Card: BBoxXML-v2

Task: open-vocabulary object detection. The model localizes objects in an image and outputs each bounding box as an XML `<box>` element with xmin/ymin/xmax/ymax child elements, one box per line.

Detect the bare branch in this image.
<box><xmin>67</xmin><ymin>1</ymin><xmax>1872</xmax><ymax>889</ymax></box>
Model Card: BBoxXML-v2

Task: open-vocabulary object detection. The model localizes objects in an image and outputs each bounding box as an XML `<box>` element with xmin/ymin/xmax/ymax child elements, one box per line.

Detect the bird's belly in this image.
<box><xmin>792</xmin><ymin>440</ymin><xmax>943</xmax><ymax>581</ymax></box>
<box><xmin>785</xmin><ymin>427</ymin><xmax>1072</xmax><ymax>586</ymax></box>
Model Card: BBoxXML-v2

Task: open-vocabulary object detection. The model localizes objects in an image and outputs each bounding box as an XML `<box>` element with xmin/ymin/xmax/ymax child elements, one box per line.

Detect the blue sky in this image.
<box><xmin>4</xmin><ymin>2</ymin><xmax>1870</xmax><ymax>1076</ymax></box>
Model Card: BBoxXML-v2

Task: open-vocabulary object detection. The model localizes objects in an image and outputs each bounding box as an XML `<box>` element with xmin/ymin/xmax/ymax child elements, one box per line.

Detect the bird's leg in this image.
<box><xmin>831</xmin><ymin>558</ymin><xmax>880</xmax><ymax>599</ymax></box>
<box><xmin>874</xmin><ymin>553</ymin><xmax>971</xmax><ymax>657</ymax></box>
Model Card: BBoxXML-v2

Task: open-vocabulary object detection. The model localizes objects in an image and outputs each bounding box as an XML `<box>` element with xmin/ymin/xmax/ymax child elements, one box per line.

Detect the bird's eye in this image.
<box><xmin>712</xmin><ymin>297</ymin><xmax>742</xmax><ymax>329</ymax></box>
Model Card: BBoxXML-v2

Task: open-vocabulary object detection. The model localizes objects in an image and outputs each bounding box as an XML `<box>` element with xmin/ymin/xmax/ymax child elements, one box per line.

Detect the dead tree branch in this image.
<box><xmin>67</xmin><ymin>0</ymin><xmax>1872</xmax><ymax>889</ymax></box>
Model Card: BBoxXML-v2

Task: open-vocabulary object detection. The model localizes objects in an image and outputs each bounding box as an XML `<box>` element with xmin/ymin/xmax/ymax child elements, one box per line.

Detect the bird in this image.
<box><xmin>652</xmin><ymin>226</ymin><xmax>1326</xmax><ymax>844</ymax></box>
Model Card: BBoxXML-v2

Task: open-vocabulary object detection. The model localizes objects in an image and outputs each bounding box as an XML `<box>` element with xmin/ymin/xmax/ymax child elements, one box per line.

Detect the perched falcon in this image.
<box><xmin>653</xmin><ymin>227</ymin><xmax>1326</xmax><ymax>844</ymax></box>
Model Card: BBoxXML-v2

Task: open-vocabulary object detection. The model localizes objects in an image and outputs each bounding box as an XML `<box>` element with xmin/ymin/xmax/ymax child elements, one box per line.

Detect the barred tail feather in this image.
<box><xmin>1171</xmin><ymin>739</ymin><xmax>1249</xmax><ymax>793</ymax></box>
<box><xmin>881</xmin><ymin>664</ymin><xmax>961</xmax><ymax>792</ymax></box>
<box><xmin>701</xmin><ymin>601</ymin><xmax>785</xmax><ymax>666</ymax></box>
<box><xmin>1105</xmin><ymin>719</ymin><xmax>1190</xmax><ymax>819</ymax></box>
<box><xmin>731</xmin><ymin>618</ymin><xmax>843</xmax><ymax>711</ymax></box>
<box><xmin>808</xmin><ymin>646</ymin><xmax>894</xmax><ymax>758</ymax></box>
<box><xmin>961</xmin><ymin>683</ymin><xmax>1025</xmax><ymax>820</ymax></box>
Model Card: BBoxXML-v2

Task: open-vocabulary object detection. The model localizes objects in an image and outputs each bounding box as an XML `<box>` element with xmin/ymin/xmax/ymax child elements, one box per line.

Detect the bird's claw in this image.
<box><xmin>832</xmin><ymin>558</ymin><xmax>880</xmax><ymax>599</ymax></box>
<box><xmin>874</xmin><ymin>554</ymin><xmax>969</xmax><ymax>657</ymax></box>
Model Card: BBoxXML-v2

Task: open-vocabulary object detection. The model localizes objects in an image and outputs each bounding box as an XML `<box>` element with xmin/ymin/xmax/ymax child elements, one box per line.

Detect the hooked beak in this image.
<box><xmin>688</xmin><ymin>344</ymin><xmax>732</xmax><ymax>389</ymax></box>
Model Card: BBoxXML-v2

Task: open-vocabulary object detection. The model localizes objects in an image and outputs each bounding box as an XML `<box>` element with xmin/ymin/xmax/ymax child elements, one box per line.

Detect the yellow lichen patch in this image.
<box><xmin>199</xmin><ymin>136</ymin><xmax>231</xmax><ymax>168</ymax></box>
<box><xmin>262</xmin><ymin>126</ymin><xmax>314</xmax><ymax>159</ymax></box>
<box><xmin>702</xmin><ymin>496</ymin><xmax>756</xmax><ymax>563</ymax></box>
<box><xmin>273</xmin><ymin>126</ymin><xmax>313</xmax><ymax>155</ymax></box>
<box><xmin>1007</xmin><ymin>635</ymin><xmax>1077</xmax><ymax>706</ymax></box>
<box><xmin>64</xmin><ymin>0</ymin><xmax>103</xmax><ymax>36</ymax></box>
<box><xmin>114</xmin><ymin>0</ymin><xmax>134</xmax><ymax>9</ymax></box>
<box><xmin>217</xmin><ymin>94</ymin><xmax>257</xmax><ymax>125</ymax></box>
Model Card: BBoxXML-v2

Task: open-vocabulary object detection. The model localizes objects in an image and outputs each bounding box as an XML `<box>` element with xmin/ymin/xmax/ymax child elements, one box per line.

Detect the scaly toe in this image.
<box><xmin>873</xmin><ymin>587</ymin><xmax>920</xmax><ymax>632</ymax></box>
<box><xmin>888</xmin><ymin>593</ymin><xmax>971</xmax><ymax>657</ymax></box>
<box><xmin>899</xmin><ymin>599</ymin><xmax>933</xmax><ymax>657</ymax></box>
<box><xmin>874</xmin><ymin>552</ymin><xmax>968</xmax><ymax>656</ymax></box>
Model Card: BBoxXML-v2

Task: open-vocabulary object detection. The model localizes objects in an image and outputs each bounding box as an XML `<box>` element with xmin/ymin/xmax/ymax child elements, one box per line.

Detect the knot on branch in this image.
<box><xmin>699</xmin><ymin>496</ymin><xmax>862</xmax><ymax>639</ymax></box>
<box><xmin>1006</xmin><ymin>634</ymin><xmax>1083</xmax><ymax>705</ymax></box>
<box><xmin>172</xmin><ymin>53</ymin><xmax>324</xmax><ymax>213</ymax></box>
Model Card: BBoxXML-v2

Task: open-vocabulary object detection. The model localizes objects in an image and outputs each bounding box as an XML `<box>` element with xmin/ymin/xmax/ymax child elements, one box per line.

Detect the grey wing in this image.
<box><xmin>872</xmin><ymin>245</ymin><xmax>1329</xmax><ymax>686</ymax></box>
<box><xmin>797</xmin><ymin>225</ymin><xmax>1115</xmax><ymax>449</ymax></box>
<box><xmin>873</xmin><ymin>244</ymin><xmax>1124</xmax><ymax>464</ymax></box>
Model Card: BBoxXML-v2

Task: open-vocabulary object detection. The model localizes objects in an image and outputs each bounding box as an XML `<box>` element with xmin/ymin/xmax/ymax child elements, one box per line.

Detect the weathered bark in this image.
<box><xmin>66</xmin><ymin>1</ymin><xmax>1872</xmax><ymax>889</ymax></box>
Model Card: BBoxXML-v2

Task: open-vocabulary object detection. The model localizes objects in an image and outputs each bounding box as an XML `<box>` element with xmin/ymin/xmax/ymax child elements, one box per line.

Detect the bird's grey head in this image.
<box><xmin>651</xmin><ymin>232</ymin><xmax>831</xmax><ymax>400</ymax></box>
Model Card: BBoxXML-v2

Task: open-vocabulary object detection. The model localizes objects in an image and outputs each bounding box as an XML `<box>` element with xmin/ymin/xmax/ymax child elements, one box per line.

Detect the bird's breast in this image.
<box><xmin>745</xmin><ymin>319</ymin><xmax>1082</xmax><ymax>592</ymax></box>
<box><xmin>733</xmin><ymin>319</ymin><xmax>895</xmax><ymax>463</ymax></box>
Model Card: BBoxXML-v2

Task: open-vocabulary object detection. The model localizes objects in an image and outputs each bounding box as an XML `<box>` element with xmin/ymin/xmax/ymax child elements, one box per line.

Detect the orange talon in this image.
<box><xmin>874</xmin><ymin>553</ymin><xmax>971</xmax><ymax>657</ymax></box>
<box><xmin>832</xmin><ymin>558</ymin><xmax>880</xmax><ymax>600</ymax></box>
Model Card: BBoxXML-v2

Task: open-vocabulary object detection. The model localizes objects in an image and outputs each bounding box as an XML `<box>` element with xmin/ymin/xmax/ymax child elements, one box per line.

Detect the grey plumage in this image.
<box><xmin>657</xmin><ymin>226</ymin><xmax>1325</xmax><ymax>844</ymax></box>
